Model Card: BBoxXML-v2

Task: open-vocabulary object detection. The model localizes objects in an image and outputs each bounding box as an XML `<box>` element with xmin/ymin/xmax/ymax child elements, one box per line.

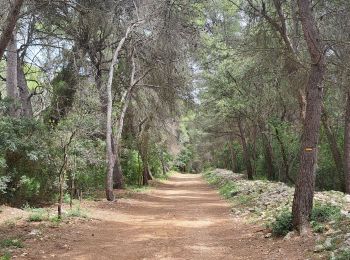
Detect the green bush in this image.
<box><xmin>121</xmin><ymin>149</ymin><xmax>141</xmax><ymax>185</ymax></box>
<box><xmin>0</xmin><ymin>252</ymin><xmax>11</xmax><ymax>260</ymax></box>
<box><xmin>66</xmin><ymin>206</ymin><xmax>87</xmax><ymax>218</ymax></box>
<box><xmin>334</xmin><ymin>249</ymin><xmax>350</xmax><ymax>260</ymax></box>
<box><xmin>271</xmin><ymin>210</ymin><xmax>293</xmax><ymax>236</ymax></box>
<box><xmin>0</xmin><ymin>238</ymin><xmax>23</xmax><ymax>249</ymax></box>
<box><xmin>311</xmin><ymin>203</ymin><xmax>341</xmax><ymax>223</ymax></box>
<box><xmin>271</xmin><ymin>203</ymin><xmax>341</xmax><ymax>236</ymax></box>
<box><xmin>25</xmin><ymin>207</ymin><xmax>47</xmax><ymax>222</ymax></box>
<box><xmin>219</xmin><ymin>182</ymin><xmax>238</xmax><ymax>199</ymax></box>
<box><xmin>311</xmin><ymin>221</ymin><xmax>325</xmax><ymax>233</ymax></box>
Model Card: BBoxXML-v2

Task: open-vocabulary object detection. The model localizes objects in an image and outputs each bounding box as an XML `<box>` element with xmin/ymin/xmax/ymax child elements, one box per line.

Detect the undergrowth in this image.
<box><xmin>270</xmin><ymin>203</ymin><xmax>342</xmax><ymax>236</ymax></box>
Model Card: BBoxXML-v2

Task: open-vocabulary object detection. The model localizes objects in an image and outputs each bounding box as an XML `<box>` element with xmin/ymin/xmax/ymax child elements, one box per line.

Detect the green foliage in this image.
<box><xmin>0</xmin><ymin>252</ymin><xmax>11</xmax><ymax>260</ymax></box>
<box><xmin>0</xmin><ymin>238</ymin><xmax>23</xmax><ymax>249</ymax></box>
<box><xmin>311</xmin><ymin>221</ymin><xmax>325</xmax><ymax>233</ymax></box>
<box><xmin>311</xmin><ymin>203</ymin><xmax>341</xmax><ymax>223</ymax></box>
<box><xmin>271</xmin><ymin>210</ymin><xmax>293</xmax><ymax>236</ymax></box>
<box><xmin>66</xmin><ymin>206</ymin><xmax>88</xmax><ymax>218</ymax></box>
<box><xmin>204</xmin><ymin>172</ymin><xmax>221</xmax><ymax>186</ymax></box>
<box><xmin>271</xmin><ymin>203</ymin><xmax>341</xmax><ymax>236</ymax></box>
<box><xmin>26</xmin><ymin>208</ymin><xmax>47</xmax><ymax>222</ymax></box>
<box><xmin>334</xmin><ymin>249</ymin><xmax>350</xmax><ymax>260</ymax></box>
<box><xmin>122</xmin><ymin>150</ymin><xmax>142</xmax><ymax>185</ymax></box>
<box><xmin>219</xmin><ymin>182</ymin><xmax>238</xmax><ymax>199</ymax></box>
<box><xmin>174</xmin><ymin>147</ymin><xmax>193</xmax><ymax>172</ymax></box>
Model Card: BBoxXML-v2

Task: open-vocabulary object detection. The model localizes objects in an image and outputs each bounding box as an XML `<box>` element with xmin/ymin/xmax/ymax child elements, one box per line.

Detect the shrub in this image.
<box><xmin>0</xmin><ymin>238</ymin><xmax>23</xmax><ymax>249</ymax></box>
<box><xmin>334</xmin><ymin>249</ymin><xmax>350</xmax><ymax>260</ymax></box>
<box><xmin>219</xmin><ymin>182</ymin><xmax>238</xmax><ymax>199</ymax></box>
<box><xmin>311</xmin><ymin>203</ymin><xmax>341</xmax><ymax>223</ymax></box>
<box><xmin>66</xmin><ymin>206</ymin><xmax>87</xmax><ymax>218</ymax></box>
<box><xmin>271</xmin><ymin>210</ymin><xmax>293</xmax><ymax>236</ymax></box>
<box><xmin>311</xmin><ymin>221</ymin><xmax>325</xmax><ymax>233</ymax></box>
<box><xmin>25</xmin><ymin>207</ymin><xmax>47</xmax><ymax>222</ymax></box>
<box><xmin>0</xmin><ymin>252</ymin><xmax>11</xmax><ymax>260</ymax></box>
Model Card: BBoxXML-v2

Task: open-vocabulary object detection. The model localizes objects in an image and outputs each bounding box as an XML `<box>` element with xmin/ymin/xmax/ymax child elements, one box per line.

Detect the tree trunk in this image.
<box><xmin>6</xmin><ymin>34</ymin><xmax>19</xmax><ymax>117</ymax></box>
<box><xmin>292</xmin><ymin>0</ymin><xmax>326</xmax><ymax>234</ymax></box>
<box><xmin>0</xmin><ymin>0</ymin><xmax>24</xmax><ymax>60</ymax></box>
<box><xmin>275</xmin><ymin>127</ymin><xmax>293</xmax><ymax>183</ymax></box>
<box><xmin>17</xmin><ymin>63</ymin><xmax>33</xmax><ymax>118</ymax></box>
<box><xmin>104</xmin><ymin>24</ymin><xmax>137</xmax><ymax>200</ymax></box>
<box><xmin>322</xmin><ymin>109</ymin><xmax>343</xmax><ymax>178</ymax></box>
<box><xmin>160</xmin><ymin>150</ymin><xmax>167</xmax><ymax>175</ymax></box>
<box><xmin>344</xmin><ymin>90</ymin><xmax>350</xmax><ymax>194</ymax></box>
<box><xmin>229</xmin><ymin>143</ymin><xmax>238</xmax><ymax>173</ymax></box>
<box><xmin>112</xmin><ymin>147</ymin><xmax>124</xmax><ymax>189</ymax></box>
<box><xmin>262</xmin><ymin>133</ymin><xmax>275</xmax><ymax>180</ymax></box>
<box><xmin>238</xmin><ymin>119</ymin><xmax>253</xmax><ymax>180</ymax></box>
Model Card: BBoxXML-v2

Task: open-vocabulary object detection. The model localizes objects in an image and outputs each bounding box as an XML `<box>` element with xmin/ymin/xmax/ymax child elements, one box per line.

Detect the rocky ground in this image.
<box><xmin>204</xmin><ymin>169</ymin><xmax>350</xmax><ymax>260</ymax></box>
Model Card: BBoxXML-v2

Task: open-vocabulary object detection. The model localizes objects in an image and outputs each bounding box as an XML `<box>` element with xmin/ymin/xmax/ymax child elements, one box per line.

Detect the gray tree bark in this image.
<box><xmin>0</xmin><ymin>0</ymin><xmax>24</xmax><ymax>60</ymax></box>
<box><xmin>6</xmin><ymin>34</ymin><xmax>19</xmax><ymax>117</ymax></box>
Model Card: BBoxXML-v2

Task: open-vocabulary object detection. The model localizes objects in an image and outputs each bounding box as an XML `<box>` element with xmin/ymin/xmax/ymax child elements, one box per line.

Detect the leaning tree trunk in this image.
<box><xmin>6</xmin><ymin>34</ymin><xmax>19</xmax><ymax>117</ymax></box>
<box><xmin>292</xmin><ymin>0</ymin><xmax>326</xmax><ymax>234</ymax></box>
<box><xmin>104</xmin><ymin>24</ymin><xmax>137</xmax><ymax>200</ymax></box>
<box><xmin>344</xmin><ymin>90</ymin><xmax>350</xmax><ymax>194</ymax></box>
<box><xmin>238</xmin><ymin>119</ymin><xmax>254</xmax><ymax>180</ymax></box>
<box><xmin>0</xmin><ymin>0</ymin><xmax>24</xmax><ymax>60</ymax></box>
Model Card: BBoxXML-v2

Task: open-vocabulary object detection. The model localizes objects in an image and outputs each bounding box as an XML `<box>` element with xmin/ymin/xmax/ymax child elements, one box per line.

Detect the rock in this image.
<box><xmin>283</xmin><ymin>231</ymin><xmax>294</xmax><ymax>240</ymax></box>
<box><xmin>264</xmin><ymin>233</ymin><xmax>272</xmax><ymax>238</ymax></box>
<box><xmin>324</xmin><ymin>237</ymin><xmax>333</xmax><ymax>249</ymax></box>
<box><xmin>29</xmin><ymin>229</ymin><xmax>41</xmax><ymax>236</ymax></box>
<box><xmin>344</xmin><ymin>237</ymin><xmax>350</xmax><ymax>247</ymax></box>
<box><xmin>344</xmin><ymin>194</ymin><xmax>350</xmax><ymax>203</ymax></box>
<box><xmin>314</xmin><ymin>244</ymin><xmax>325</xmax><ymax>252</ymax></box>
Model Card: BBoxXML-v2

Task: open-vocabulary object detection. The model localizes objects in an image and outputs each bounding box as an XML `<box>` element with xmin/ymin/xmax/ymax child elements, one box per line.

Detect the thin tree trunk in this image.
<box><xmin>160</xmin><ymin>150</ymin><xmax>167</xmax><ymax>175</ymax></box>
<box><xmin>0</xmin><ymin>0</ymin><xmax>24</xmax><ymax>60</ymax></box>
<box><xmin>344</xmin><ymin>90</ymin><xmax>350</xmax><ymax>194</ymax></box>
<box><xmin>275</xmin><ymin>127</ymin><xmax>293</xmax><ymax>183</ymax></box>
<box><xmin>322</xmin><ymin>109</ymin><xmax>343</xmax><ymax>177</ymax></box>
<box><xmin>105</xmin><ymin>24</ymin><xmax>137</xmax><ymax>200</ymax></box>
<box><xmin>238</xmin><ymin>119</ymin><xmax>253</xmax><ymax>180</ymax></box>
<box><xmin>112</xmin><ymin>147</ymin><xmax>124</xmax><ymax>189</ymax></box>
<box><xmin>262</xmin><ymin>132</ymin><xmax>275</xmax><ymax>180</ymax></box>
<box><xmin>6</xmin><ymin>34</ymin><xmax>19</xmax><ymax>117</ymax></box>
<box><xmin>17</xmin><ymin>63</ymin><xmax>33</xmax><ymax>118</ymax></box>
<box><xmin>292</xmin><ymin>0</ymin><xmax>326</xmax><ymax>234</ymax></box>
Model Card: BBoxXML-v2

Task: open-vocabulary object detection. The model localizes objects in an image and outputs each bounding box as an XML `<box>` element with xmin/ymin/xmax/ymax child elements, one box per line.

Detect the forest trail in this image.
<box><xmin>19</xmin><ymin>174</ymin><xmax>313</xmax><ymax>259</ymax></box>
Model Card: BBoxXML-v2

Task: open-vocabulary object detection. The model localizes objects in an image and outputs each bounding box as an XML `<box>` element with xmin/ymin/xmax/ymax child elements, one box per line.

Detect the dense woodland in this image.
<box><xmin>1</xmin><ymin>0</ymin><xmax>350</xmax><ymax>234</ymax></box>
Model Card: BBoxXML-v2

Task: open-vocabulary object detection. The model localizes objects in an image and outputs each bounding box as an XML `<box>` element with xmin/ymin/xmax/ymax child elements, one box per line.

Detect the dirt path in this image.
<box><xmin>14</xmin><ymin>173</ymin><xmax>314</xmax><ymax>259</ymax></box>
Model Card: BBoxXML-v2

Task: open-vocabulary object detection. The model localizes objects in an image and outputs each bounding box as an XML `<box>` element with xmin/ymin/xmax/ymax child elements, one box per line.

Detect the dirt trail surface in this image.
<box><xmin>7</xmin><ymin>174</ymin><xmax>314</xmax><ymax>259</ymax></box>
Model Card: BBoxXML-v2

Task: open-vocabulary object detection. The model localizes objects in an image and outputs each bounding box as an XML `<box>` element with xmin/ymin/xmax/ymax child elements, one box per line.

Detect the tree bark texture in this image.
<box><xmin>292</xmin><ymin>0</ymin><xmax>326</xmax><ymax>234</ymax></box>
<box><xmin>17</xmin><ymin>63</ymin><xmax>33</xmax><ymax>118</ymax></box>
<box><xmin>6</xmin><ymin>34</ymin><xmax>19</xmax><ymax>117</ymax></box>
<box><xmin>344</xmin><ymin>90</ymin><xmax>350</xmax><ymax>194</ymax></box>
<box><xmin>0</xmin><ymin>0</ymin><xmax>24</xmax><ymax>60</ymax></box>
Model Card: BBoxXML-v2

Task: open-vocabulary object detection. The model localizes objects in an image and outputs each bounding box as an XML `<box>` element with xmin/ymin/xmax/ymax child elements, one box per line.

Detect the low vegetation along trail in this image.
<box><xmin>19</xmin><ymin>173</ymin><xmax>313</xmax><ymax>259</ymax></box>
